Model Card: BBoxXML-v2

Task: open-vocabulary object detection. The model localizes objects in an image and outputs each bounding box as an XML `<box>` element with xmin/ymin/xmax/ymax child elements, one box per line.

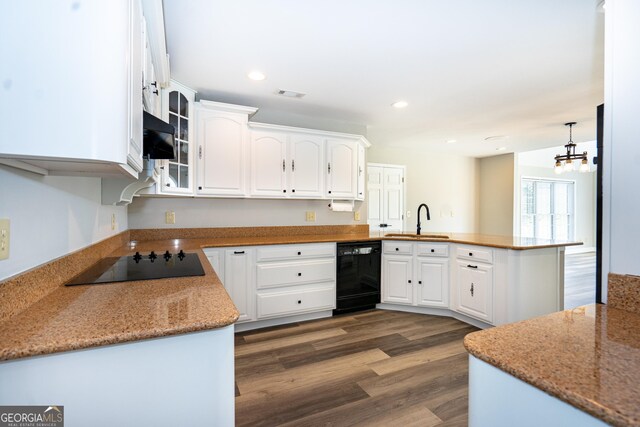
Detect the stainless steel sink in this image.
<box><xmin>384</xmin><ymin>233</ymin><xmax>450</xmax><ymax>239</ymax></box>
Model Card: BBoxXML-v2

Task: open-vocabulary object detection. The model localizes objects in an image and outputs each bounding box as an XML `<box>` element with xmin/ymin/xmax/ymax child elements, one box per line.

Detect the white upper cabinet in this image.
<box><xmin>249</xmin><ymin>126</ymin><xmax>325</xmax><ymax>199</ymax></box>
<box><xmin>0</xmin><ymin>0</ymin><xmax>146</xmax><ymax>178</ymax></box>
<box><xmin>250</xmin><ymin>130</ymin><xmax>288</xmax><ymax>197</ymax></box>
<box><xmin>159</xmin><ymin>81</ymin><xmax>196</xmax><ymax>194</ymax></box>
<box><xmin>289</xmin><ymin>134</ymin><xmax>324</xmax><ymax>198</ymax></box>
<box><xmin>368</xmin><ymin>165</ymin><xmax>405</xmax><ymax>232</ymax></box>
<box><xmin>196</xmin><ymin>101</ymin><xmax>257</xmax><ymax>196</ymax></box>
<box><xmin>326</xmin><ymin>139</ymin><xmax>358</xmax><ymax>199</ymax></box>
<box><xmin>356</xmin><ymin>143</ymin><xmax>366</xmax><ymax>200</ymax></box>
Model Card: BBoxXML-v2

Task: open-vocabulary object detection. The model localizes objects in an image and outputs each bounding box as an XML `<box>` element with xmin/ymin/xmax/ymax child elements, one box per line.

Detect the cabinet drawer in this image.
<box><xmin>456</xmin><ymin>246</ymin><xmax>493</xmax><ymax>264</ymax></box>
<box><xmin>256</xmin><ymin>259</ymin><xmax>335</xmax><ymax>289</ymax></box>
<box><xmin>256</xmin><ymin>243</ymin><xmax>335</xmax><ymax>261</ymax></box>
<box><xmin>257</xmin><ymin>285</ymin><xmax>336</xmax><ymax>319</ymax></box>
<box><xmin>416</xmin><ymin>243</ymin><xmax>449</xmax><ymax>257</ymax></box>
<box><xmin>383</xmin><ymin>241</ymin><xmax>414</xmax><ymax>255</ymax></box>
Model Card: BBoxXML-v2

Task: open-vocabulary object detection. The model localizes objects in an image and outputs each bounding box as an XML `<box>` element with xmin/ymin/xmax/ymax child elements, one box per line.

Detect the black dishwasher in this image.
<box><xmin>334</xmin><ymin>241</ymin><xmax>381</xmax><ymax>315</ymax></box>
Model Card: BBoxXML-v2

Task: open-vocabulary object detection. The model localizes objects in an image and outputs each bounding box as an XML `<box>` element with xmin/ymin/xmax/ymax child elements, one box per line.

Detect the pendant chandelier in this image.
<box><xmin>554</xmin><ymin>122</ymin><xmax>589</xmax><ymax>174</ymax></box>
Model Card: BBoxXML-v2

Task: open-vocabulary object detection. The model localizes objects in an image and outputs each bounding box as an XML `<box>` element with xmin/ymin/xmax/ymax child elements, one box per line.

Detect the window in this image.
<box><xmin>521</xmin><ymin>178</ymin><xmax>575</xmax><ymax>240</ymax></box>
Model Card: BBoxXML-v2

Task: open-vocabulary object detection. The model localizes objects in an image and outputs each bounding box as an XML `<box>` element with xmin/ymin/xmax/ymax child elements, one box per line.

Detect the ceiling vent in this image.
<box><xmin>277</xmin><ymin>89</ymin><xmax>306</xmax><ymax>98</ymax></box>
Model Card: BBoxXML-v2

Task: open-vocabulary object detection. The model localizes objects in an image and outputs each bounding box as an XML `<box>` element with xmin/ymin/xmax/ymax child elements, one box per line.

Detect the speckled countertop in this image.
<box><xmin>464</xmin><ymin>302</ymin><xmax>640</xmax><ymax>426</ymax></box>
<box><xmin>0</xmin><ymin>225</ymin><xmax>581</xmax><ymax>362</ymax></box>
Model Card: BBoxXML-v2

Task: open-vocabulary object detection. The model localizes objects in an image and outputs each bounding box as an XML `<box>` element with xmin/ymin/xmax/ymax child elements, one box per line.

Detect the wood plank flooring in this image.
<box><xmin>235</xmin><ymin>310</ymin><xmax>478</xmax><ymax>426</ymax></box>
<box><xmin>564</xmin><ymin>251</ymin><xmax>596</xmax><ymax>309</ymax></box>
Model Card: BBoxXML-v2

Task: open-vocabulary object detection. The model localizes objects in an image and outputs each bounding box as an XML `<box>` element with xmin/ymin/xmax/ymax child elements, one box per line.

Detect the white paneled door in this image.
<box><xmin>368</xmin><ymin>164</ymin><xmax>405</xmax><ymax>232</ymax></box>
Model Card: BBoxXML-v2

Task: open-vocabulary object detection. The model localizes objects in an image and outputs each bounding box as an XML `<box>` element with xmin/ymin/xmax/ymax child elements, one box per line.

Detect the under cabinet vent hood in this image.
<box><xmin>143</xmin><ymin>111</ymin><xmax>176</xmax><ymax>159</ymax></box>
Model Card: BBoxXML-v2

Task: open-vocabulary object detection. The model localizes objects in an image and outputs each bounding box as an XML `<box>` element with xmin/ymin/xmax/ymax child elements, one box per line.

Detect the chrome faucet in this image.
<box><xmin>416</xmin><ymin>203</ymin><xmax>431</xmax><ymax>235</ymax></box>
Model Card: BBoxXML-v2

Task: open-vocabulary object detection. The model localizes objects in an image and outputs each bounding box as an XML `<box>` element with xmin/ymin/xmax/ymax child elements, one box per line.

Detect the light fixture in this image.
<box><xmin>392</xmin><ymin>101</ymin><xmax>408</xmax><ymax>109</ymax></box>
<box><xmin>247</xmin><ymin>71</ymin><xmax>266</xmax><ymax>81</ymax></box>
<box><xmin>446</xmin><ymin>139</ymin><xmax>457</xmax><ymax>144</ymax></box>
<box><xmin>496</xmin><ymin>147</ymin><xmax>507</xmax><ymax>151</ymax></box>
<box><xmin>553</xmin><ymin>122</ymin><xmax>589</xmax><ymax>174</ymax></box>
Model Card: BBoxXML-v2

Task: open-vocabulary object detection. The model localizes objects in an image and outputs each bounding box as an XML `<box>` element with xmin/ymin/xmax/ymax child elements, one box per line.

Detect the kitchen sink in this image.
<box><xmin>384</xmin><ymin>233</ymin><xmax>450</xmax><ymax>239</ymax></box>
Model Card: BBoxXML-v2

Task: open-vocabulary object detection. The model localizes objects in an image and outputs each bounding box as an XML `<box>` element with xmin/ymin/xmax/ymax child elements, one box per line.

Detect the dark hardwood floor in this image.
<box><xmin>564</xmin><ymin>251</ymin><xmax>596</xmax><ymax>309</ymax></box>
<box><xmin>235</xmin><ymin>310</ymin><xmax>478</xmax><ymax>426</ymax></box>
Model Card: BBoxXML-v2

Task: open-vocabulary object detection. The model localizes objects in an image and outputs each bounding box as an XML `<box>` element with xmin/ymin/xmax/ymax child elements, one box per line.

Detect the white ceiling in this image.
<box><xmin>163</xmin><ymin>0</ymin><xmax>604</xmax><ymax>157</ymax></box>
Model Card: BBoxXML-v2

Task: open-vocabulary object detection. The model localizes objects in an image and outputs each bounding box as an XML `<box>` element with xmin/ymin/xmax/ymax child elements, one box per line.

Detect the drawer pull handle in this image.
<box><xmin>298</xmin><ymin>272</ymin><xmax>302</xmax><ymax>277</ymax></box>
<box><xmin>467</xmin><ymin>264</ymin><xmax>478</xmax><ymax>269</ymax></box>
<box><xmin>470</xmin><ymin>283</ymin><xmax>474</xmax><ymax>297</ymax></box>
<box><xmin>298</xmin><ymin>300</ymin><xmax>302</xmax><ymax>304</ymax></box>
<box><xmin>234</xmin><ymin>251</ymin><xmax>245</xmax><ymax>255</ymax></box>
<box><xmin>469</xmin><ymin>252</ymin><xmax>473</xmax><ymax>256</ymax></box>
<box><xmin>297</xmin><ymin>251</ymin><xmax>301</xmax><ymax>255</ymax></box>
<box><xmin>431</xmin><ymin>249</ymin><xmax>435</xmax><ymax>253</ymax></box>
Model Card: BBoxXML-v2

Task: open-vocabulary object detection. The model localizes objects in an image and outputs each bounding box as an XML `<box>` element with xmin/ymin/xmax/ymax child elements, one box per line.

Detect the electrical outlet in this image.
<box><xmin>0</xmin><ymin>219</ymin><xmax>9</xmax><ymax>260</ymax></box>
<box><xmin>406</xmin><ymin>210</ymin><xmax>411</xmax><ymax>219</ymax></box>
<box><xmin>354</xmin><ymin>211</ymin><xmax>361</xmax><ymax>221</ymax></box>
<box><xmin>305</xmin><ymin>211</ymin><xmax>316</xmax><ymax>222</ymax></box>
<box><xmin>111</xmin><ymin>213</ymin><xmax>116</xmax><ymax>231</ymax></box>
<box><xmin>165</xmin><ymin>211</ymin><xmax>176</xmax><ymax>224</ymax></box>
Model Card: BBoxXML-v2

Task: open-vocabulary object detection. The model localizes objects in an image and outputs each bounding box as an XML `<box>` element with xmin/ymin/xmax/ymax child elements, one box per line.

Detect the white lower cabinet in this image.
<box><xmin>205</xmin><ymin>243</ymin><xmax>336</xmax><ymax>326</ymax></box>
<box><xmin>455</xmin><ymin>260</ymin><xmax>493</xmax><ymax>323</ymax></box>
<box><xmin>416</xmin><ymin>257</ymin><xmax>449</xmax><ymax>308</ymax></box>
<box><xmin>381</xmin><ymin>241</ymin><xmax>450</xmax><ymax>309</ymax></box>
<box><xmin>204</xmin><ymin>247</ymin><xmax>257</xmax><ymax>323</ymax></box>
<box><xmin>256</xmin><ymin>243</ymin><xmax>336</xmax><ymax>320</ymax></box>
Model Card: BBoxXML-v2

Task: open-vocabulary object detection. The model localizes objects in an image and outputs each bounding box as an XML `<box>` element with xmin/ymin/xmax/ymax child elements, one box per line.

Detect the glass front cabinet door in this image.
<box><xmin>159</xmin><ymin>81</ymin><xmax>196</xmax><ymax>194</ymax></box>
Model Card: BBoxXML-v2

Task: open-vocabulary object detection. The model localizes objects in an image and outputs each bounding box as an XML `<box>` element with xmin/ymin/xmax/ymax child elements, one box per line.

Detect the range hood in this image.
<box><xmin>143</xmin><ymin>111</ymin><xmax>176</xmax><ymax>159</ymax></box>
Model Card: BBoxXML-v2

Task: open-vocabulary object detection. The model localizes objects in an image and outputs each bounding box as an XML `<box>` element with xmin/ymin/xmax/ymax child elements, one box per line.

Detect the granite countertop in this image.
<box><xmin>0</xmin><ymin>225</ymin><xmax>581</xmax><ymax>362</ymax></box>
<box><xmin>368</xmin><ymin>231</ymin><xmax>582</xmax><ymax>250</ymax></box>
<box><xmin>464</xmin><ymin>303</ymin><xmax>640</xmax><ymax>426</ymax></box>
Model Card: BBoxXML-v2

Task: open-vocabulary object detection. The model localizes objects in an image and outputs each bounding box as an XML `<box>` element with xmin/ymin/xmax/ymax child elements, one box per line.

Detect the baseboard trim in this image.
<box><xmin>376</xmin><ymin>303</ymin><xmax>493</xmax><ymax>329</ymax></box>
<box><xmin>234</xmin><ymin>310</ymin><xmax>333</xmax><ymax>332</ymax></box>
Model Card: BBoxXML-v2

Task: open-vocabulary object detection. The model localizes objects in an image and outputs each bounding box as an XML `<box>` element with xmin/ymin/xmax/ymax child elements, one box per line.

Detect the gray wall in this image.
<box><xmin>478</xmin><ymin>154</ymin><xmax>515</xmax><ymax>236</ymax></box>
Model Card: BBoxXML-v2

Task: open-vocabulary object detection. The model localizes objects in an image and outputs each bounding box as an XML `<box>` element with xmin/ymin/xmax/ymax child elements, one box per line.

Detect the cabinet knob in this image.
<box><xmin>395</xmin><ymin>247</ymin><xmax>399</xmax><ymax>251</ymax></box>
<box><xmin>198</xmin><ymin>186</ymin><xmax>202</xmax><ymax>190</ymax></box>
<box><xmin>469</xmin><ymin>252</ymin><xmax>473</xmax><ymax>256</ymax></box>
<box><xmin>283</xmin><ymin>189</ymin><xmax>287</xmax><ymax>193</ymax></box>
<box><xmin>298</xmin><ymin>300</ymin><xmax>302</xmax><ymax>304</ymax></box>
<box><xmin>418</xmin><ymin>280</ymin><xmax>422</xmax><ymax>284</ymax></box>
<box><xmin>328</xmin><ymin>190</ymin><xmax>332</xmax><ymax>194</ymax></box>
<box><xmin>166</xmin><ymin>183</ymin><xmax>170</xmax><ymax>187</ymax></box>
<box><xmin>431</xmin><ymin>249</ymin><xmax>435</xmax><ymax>253</ymax></box>
<box><xmin>408</xmin><ymin>280</ymin><xmax>412</xmax><ymax>284</ymax></box>
<box><xmin>292</xmin><ymin>189</ymin><xmax>295</xmax><ymax>193</ymax></box>
<box><xmin>298</xmin><ymin>272</ymin><xmax>302</xmax><ymax>277</ymax></box>
<box><xmin>297</xmin><ymin>252</ymin><xmax>301</xmax><ymax>255</ymax></box>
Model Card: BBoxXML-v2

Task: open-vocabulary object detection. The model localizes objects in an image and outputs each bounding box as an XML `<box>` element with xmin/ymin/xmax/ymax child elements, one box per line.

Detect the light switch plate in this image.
<box><xmin>305</xmin><ymin>211</ymin><xmax>316</xmax><ymax>222</ymax></box>
<box><xmin>354</xmin><ymin>211</ymin><xmax>361</xmax><ymax>221</ymax></box>
<box><xmin>0</xmin><ymin>218</ymin><xmax>9</xmax><ymax>260</ymax></box>
<box><xmin>165</xmin><ymin>211</ymin><xmax>176</xmax><ymax>224</ymax></box>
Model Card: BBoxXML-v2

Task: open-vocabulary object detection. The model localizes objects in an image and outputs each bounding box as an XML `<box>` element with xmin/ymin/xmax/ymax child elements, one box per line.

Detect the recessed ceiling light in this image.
<box><xmin>247</xmin><ymin>71</ymin><xmax>266</xmax><ymax>81</ymax></box>
<box><xmin>496</xmin><ymin>147</ymin><xmax>507</xmax><ymax>151</ymax></box>
<box><xmin>446</xmin><ymin>139</ymin><xmax>457</xmax><ymax>144</ymax></box>
<box><xmin>392</xmin><ymin>101</ymin><xmax>408</xmax><ymax>109</ymax></box>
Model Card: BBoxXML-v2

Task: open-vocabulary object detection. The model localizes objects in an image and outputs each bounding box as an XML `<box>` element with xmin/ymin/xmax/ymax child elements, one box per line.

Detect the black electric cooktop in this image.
<box><xmin>65</xmin><ymin>250</ymin><xmax>205</xmax><ymax>286</ymax></box>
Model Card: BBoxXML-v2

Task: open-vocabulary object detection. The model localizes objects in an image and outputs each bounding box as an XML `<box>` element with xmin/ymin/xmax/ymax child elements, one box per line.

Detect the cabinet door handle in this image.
<box><xmin>328</xmin><ymin>162</ymin><xmax>331</xmax><ymax>174</ymax></box>
<box><xmin>199</xmin><ymin>146</ymin><xmax>202</xmax><ymax>159</ymax></box>
<box><xmin>233</xmin><ymin>251</ymin><xmax>245</xmax><ymax>255</ymax></box>
<box><xmin>283</xmin><ymin>159</ymin><xmax>286</xmax><ymax>172</ymax></box>
<box><xmin>470</xmin><ymin>283</ymin><xmax>474</xmax><ymax>297</ymax></box>
<box><xmin>359</xmin><ymin>166</ymin><xmax>362</xmax><ymax>176</ymax></box>
<box><xmin>292</xmin><ymin>159</ymin><xmax>295</xmax><ymax>172</ymax></box>
<box><xmin>467</xmin><ymin>264</ymin><xmax>478</xmax><ymax>269</ymax></box>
